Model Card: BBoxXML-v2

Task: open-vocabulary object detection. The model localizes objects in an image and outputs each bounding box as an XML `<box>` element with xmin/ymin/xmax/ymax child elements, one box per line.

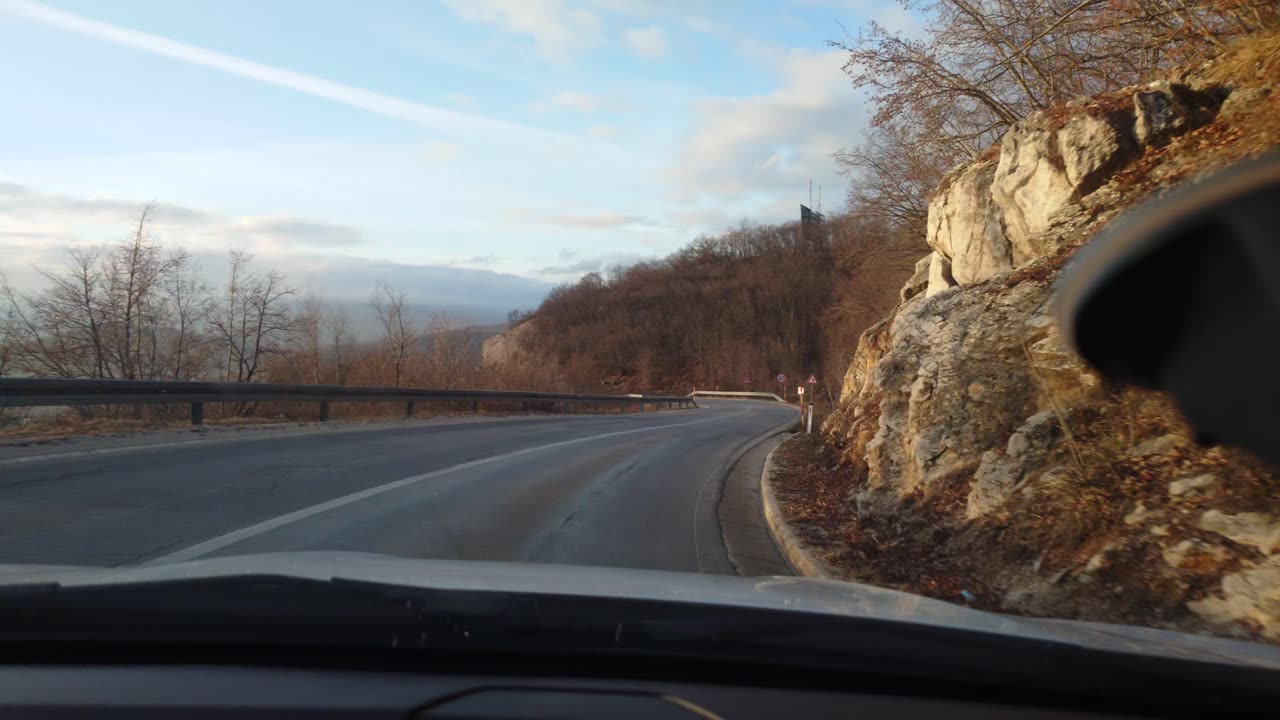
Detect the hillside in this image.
<box><xmin>792</xmin><ymin>34</ymin><xmax>1280</xmax><ymax>641</ymax></box>
<box><xmin>485</xmin><ymin>216</ymin><xmax>921</xmax><ymax>397</ymax></box>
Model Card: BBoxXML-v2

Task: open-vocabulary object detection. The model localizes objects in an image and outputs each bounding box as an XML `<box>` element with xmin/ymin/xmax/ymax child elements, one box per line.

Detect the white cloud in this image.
<box><xmin>535</xmin><ymin>251</ymin><xmax>655</xmax><ymax>278</ymax></box>
<box><xmin>503</xmin><ymin>207</ymin><xmax>665</xmax><ymax>230</ymax></box>
<box><xmin>623</xmin><ymin>25</ymin><xmax>669</xmax><ymax>60</ymax></box>
<box><xmin>553</xmin><ymin>91</ymin><xmax>600</xmax><ymax>112</ymax></box>
<box><xmin>670</xmin><ymin>49</ymin><xmax>865</xmax><ymax>210</ymax></box>
<box><xmin>232</xmin><ymin>217</ymin><xmax>366</xmax><ymax>250</ymax></box>
<box><xmin>0</xmin><ymin>180</ymin><xmax>365</xmax><ymax>260</ymax></box>
<box><xmin>0</xmin><ymin>181</ymin><xmax>551</xmax><ymax>320</ymax></box>
<box><xmin>420</xmin><ymin>140</ymin><xmax>462</xmax><ymax>165</ymax></box>
<box><xmin>529</xmin><ymin>91</ymin><xmax>601</xmax><ymax>114</ymax></box>
<box><xmin>0</xmin><ymin>0</ymin><xmax>562</xmax><ymax>142</ymax></box>
<box><xmin>587</xmin><ymin>124</ymin><xmax>619</xmax><ymax>139</ymax></box>
<box><xmin>442</xmin><ymin>0</ymin><xmax>604</xmax><ymax>63</ymax></box>
<box><xmin>442</xmin><ymin>92</ymin><xmax>477</xmax><ymax>109</ymax></box>
<box><xmin>876</xmin><ymin>2</ymin><xmax>926</xmax><ymax>39</ymax></box>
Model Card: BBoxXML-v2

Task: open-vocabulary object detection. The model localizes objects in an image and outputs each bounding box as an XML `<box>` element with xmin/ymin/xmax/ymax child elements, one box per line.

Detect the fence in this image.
<box><xmin>688</xmin><ymin>390</ymin><xmax>786</xmax><ymax>403</ymax></box>
<box><xmin>0</xmin><ymin>378</ymin><xmax>697</xmax><ymax>425</ymax></box>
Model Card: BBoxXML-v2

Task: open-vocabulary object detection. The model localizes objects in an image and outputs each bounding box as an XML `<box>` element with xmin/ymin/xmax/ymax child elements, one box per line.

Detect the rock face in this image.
<box><xmin>829</xmin><ymin>272</ymin><xmax>1099</xmax><ymax>518</ymax></box>
<box><xmin>828</xmin><ymin>75</ymin><xmax>1231</xmax><ymax>517</ymax></box>
<box><xmin>926</xmin><ymin>159</ymin><xmax>1009</xmax><ymax>285</ymax></box>
<box><xmin>481</xmin><ymin>320</ymin><xmax>539</xmax><ymax>367</ymax></box>
<box><xmin>923</xmin><ymin>82</ymin><xmax>1222</xmax><ymax>291</ymax></box>
<box><xmin>821</xmin><ymin>64</ymin><xmax>1280</xmax><ymax>641</ymax></box>
<box><xmin>1197</xmin><ymin>510</ymin><xmax>1280</xmax><ymax>555</ymax></box>
<box><xmin>1190</xmin><ymin>556</ymin><xmax>1280</xmax><ymax>641</ymax></box>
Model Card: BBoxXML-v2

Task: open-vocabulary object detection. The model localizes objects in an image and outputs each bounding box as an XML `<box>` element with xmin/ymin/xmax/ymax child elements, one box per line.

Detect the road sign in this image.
<box><xmin>776</xmin><ymin>373</ymin><xmax>786</xmax><ymax>383</ymax></box>
<box><xmin>743</xmin><ymin>377</ymin><xmax>750</xmax><ymax>385</ymax></box>
<box><xmin>807</xmin><ymin>374</ymin><xmax>818</xmax><ymax>385</ymax></box>
<box><xmin>797</xmin><ymin>387</ymin><xmax>804</xmax><ymax>395</ymax></box>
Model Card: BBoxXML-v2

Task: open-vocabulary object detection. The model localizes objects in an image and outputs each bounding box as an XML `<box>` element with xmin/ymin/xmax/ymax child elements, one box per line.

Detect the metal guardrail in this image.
<box><xmin>689</xmin><ymin>391</ymin><xmax>786</xmax><ymax>403</ymax></box>
<box><xmin>0</xmin><ymin>378</ymin><xmax>697</xmax><ymax>425</ymax></box>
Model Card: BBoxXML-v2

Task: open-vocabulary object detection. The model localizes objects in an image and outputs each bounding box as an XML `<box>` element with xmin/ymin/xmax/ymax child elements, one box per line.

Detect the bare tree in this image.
<box><xmin>425</xmin><ymin>313</ymin><xmax>472</xmax><ymax>388</ymax></box>
<box><xmin>160</xmin><ymin>249</ymin><xmax>211</xmax><ymax>381</ymax></box>
<box><xmin>833</xmin><ymin>0</ymin><xmax>1278</xmax><ymax>164</ymax></box>
<box><xmin>371</xmin><ymin>284</ymin><xmax>420</xmax><ymax>388</ymax></box>
<box><xmin>103</xmin><ymin>205</ymin><xmax>169</xmax><ymax>380</ymax></box>
<box><xmin>324</xmin><ymin>306</ymin><xmax>355</xmax><ymax>385</ymax></box>
<box><xmin>836</xmin><ymin>123</ymin><xmax>948</xmax><ymax>242</ymax></box>
<box><xmin>210</xmin><ymin>250</ymin><xmax>295</xmax><ymax>386</ymax></box>
<box><xmin>292</xmin><ymin>292</ymin><xmax>327</xmax><ymax>385</ymax></box>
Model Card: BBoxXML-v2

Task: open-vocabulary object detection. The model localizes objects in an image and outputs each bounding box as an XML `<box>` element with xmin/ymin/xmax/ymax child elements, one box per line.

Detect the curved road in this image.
<box><xmin>0</xmin><ymin>400</ymin><xmax>797</xmax><ymax>572</ymax></box>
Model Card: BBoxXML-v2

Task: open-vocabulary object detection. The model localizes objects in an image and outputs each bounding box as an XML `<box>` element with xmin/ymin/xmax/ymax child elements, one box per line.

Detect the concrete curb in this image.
<box><xmin>760</xmin><ymin>436</ymin><xmax>836</xmax><ymax>579</ymax></box>
<box><xmin>715</xmin><ymin>406</ymin><xmax>804</xmax><ymax>576</ymax></box>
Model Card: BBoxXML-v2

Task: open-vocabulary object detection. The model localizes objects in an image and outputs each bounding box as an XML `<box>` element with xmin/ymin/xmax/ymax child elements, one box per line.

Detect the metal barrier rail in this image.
<box><xmin>688</xmin><ymin>391</ymin><xmax>786</xmax><ymax>403</ymax></box>
<box><xmin>0</xmin><ymin>378</ymin><xmax>697</xmax><ymax>425</ymax></box>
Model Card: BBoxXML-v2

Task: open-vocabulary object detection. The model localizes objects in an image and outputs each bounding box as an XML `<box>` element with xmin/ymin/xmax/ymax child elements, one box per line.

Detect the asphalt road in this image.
<box><xmin>0</xmin><ymin>400</ymin><xmax>798</xmax><ymax>572</ymax></box>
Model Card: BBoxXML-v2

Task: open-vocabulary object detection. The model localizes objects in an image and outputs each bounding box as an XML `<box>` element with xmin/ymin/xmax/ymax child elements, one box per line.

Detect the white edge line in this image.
<box><xmin>0</xmin><ymin>414</ymin><xmax>562</xmax><ymax>467</ymax></box>
<box><xmin>141</xmin><ymin>409</ymin><xmax>748</xmax><ymax>566</ymax></box>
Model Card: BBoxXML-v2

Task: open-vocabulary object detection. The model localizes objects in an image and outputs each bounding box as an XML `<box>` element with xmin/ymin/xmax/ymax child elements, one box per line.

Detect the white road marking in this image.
<box><xmin>142</xmin><ymin>408</ymin><xmax>749</xmax><ymax>566</ymax></box>
<box><xmin>0</xmin><ymin>414</ymin><xmax>587</xmax><ymax>467</ymax></box>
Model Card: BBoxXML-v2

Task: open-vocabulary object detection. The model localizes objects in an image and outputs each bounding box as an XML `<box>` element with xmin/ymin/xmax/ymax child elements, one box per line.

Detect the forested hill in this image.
<box><xmin>510</xmin><ymin>213</ymin><xmax>923</xmax><ymax>398</ymax></box>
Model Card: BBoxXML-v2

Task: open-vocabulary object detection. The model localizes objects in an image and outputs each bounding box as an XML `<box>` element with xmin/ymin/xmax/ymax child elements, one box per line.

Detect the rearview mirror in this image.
<box><xmin>1055</xmin><ymin>153</ymin><xmax>1280</xmax><ymax>462</ymax></box>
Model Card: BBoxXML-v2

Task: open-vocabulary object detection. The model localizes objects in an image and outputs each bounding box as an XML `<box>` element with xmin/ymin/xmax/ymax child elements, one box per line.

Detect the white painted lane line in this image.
<box><xmin>141</xmin><ymin>409</ymin><xmax>749</xmax><ymax>566</ymax></box>
<box><xmin>0</xmin><ymin>412</ymin><xmax>655</xmax><ymax>467</ymax></box>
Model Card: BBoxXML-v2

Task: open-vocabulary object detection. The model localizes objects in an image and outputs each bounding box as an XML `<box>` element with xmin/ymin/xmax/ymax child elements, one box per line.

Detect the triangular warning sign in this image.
<box><xmin>806</xmin><ymin>374</ymin><xmax>818</xmax><ymax>384</ymax></box>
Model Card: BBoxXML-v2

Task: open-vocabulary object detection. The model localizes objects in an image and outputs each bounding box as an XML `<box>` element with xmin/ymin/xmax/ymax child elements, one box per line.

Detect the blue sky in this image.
<box><xmin>0</xmin><ymin>0</ymin><xmax>907</xmax><ymax>312</ymax></box>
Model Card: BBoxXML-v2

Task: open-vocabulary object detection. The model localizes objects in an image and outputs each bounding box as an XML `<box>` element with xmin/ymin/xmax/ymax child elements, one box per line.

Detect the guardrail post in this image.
<box><xmin>562</xmin><ymin>401</ymin><xmax>569</xmax><ymax>415</ymax></box>
<box><xmin>319</xmin><ymin>401</ymin><xmax>330</xmax><ymax>422</ymax></box>
<box><xmin>406</xmin><ymin>400</ymin><xmax>415</xmax><ymax>418</ymax></box>
<box><xmin>190</xmin><ymin>401</ymin><xmax>204</xmax><ymax>426</ymax></box>
<box><xmin>472</xmin><ymin>400</ymin><xmax>479</xmax><ymax>413</ymax></box>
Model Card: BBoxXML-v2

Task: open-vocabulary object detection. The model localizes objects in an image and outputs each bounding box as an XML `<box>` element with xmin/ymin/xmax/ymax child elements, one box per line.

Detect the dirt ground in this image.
<box><xmin>769</xmin><ymin>400</ymin><xmax>1280</xmax><ymax>643</ymax></box>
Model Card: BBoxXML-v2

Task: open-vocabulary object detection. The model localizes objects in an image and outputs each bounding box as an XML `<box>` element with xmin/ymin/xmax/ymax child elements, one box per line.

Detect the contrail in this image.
<box><xmin>0</xmin><ymin>0</ymin><xmax>565</xmax><ymax>142</ymax></box>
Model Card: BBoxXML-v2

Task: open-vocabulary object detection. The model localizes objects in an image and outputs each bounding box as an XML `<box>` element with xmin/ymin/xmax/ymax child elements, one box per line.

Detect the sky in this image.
<box><xmin>0</xmin><ymin>0</ymin><xmax>906</xmax><ymax>319</ymax></box>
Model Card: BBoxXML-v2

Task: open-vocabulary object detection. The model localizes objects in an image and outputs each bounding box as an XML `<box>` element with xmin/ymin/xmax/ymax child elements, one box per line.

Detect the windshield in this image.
<box><xmin>1</xmin><ymin>0</ymin><xmax>1279</xmax><ymax>657</ymax></box>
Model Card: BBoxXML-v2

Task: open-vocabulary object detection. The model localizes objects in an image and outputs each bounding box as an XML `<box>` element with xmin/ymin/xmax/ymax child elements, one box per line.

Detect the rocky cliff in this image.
<box><xmin>481</xmin><ymin>320</ymin><xmax>539</xmax><ymax>368</ymax></box>
<box><xmin>823</xmin><ymin>38</ymin><xmax>1280</xmax><ymax>640</ymax></box>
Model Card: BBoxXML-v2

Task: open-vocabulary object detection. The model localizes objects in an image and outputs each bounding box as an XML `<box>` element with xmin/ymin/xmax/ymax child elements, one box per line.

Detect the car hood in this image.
<box><xmin>0</xmin><ymin>551</ymin><xmax>1275</xmax><ymax>670</ymax></box>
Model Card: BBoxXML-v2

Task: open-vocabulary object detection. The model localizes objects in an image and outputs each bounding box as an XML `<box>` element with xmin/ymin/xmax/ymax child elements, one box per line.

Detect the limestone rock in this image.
<box><xmin>991</xmin><ymin>115</ymin><xmax>1078</xmax><ymax>266</ymax></box>
<box><xmin>1198</xmin><ymin>510</ymin><xmax>1280</xmax><ymax>554</ymax></box>
<box><xmin>1168</xmin><ymin>473</ymin><xmax>1222</xmax><ymax>498</ymax></box>
<box><xmin>967</xmin><ymin>410</ymin><xmax>1059</xmax><ymax>518</ymax></box>
<box><xmin>1134</xmin><ymin>81</ymin><xmax>1190</xmax><ymax>146</ymax></box>
<box><xmin>900</xmin><ymin>254</ymin><xmax>932</xmax><ymax>302</ymax></box>
<box><xmin>481</xmin><ymin>320</ymin><xmax>539</xmax><ymax>367</ymax></box>
<box><xmin>1162</xmin><ymin>539</ymin><xmax>1228</xmax><ymax>571</ymax></box>
<box><xmin>1190</xmin><ymin>555</ymin><xmax>1280</xmax><ymax>640</ymax></box>
<box><xmin>1056</xmin><ymin>112</ymin><xmax>1132</xmax><ymax>195</ymax></box>
<box><xmin>1085</xmin><ymin>543</ymin><xmax>1120</xmax><ymax>572</ymax></box>
<box><xmin>1133</xmin><ymin>81</ymin><xmax>1222</xmax><ymax>146</ymax></box>
<box><xmin>917</xmin><ymin>79</ymin><xmax>1226</xmax><ymax>292</ymax></box>
<box><xmin>926</xmin><ymin>157</ymin><xmax>1010</xmax><ymax>285</ymax></box>
<box><xmin>829</xmin><ymin>273</ymin><xmax>1103</xmax><ymax>508</ymax></box>
<box><xmin>1124</xmin><ymin>502</ymin><xmax>1164</xmax><ymax>526</ymax></box>
<box><xmin>925</xmin><ymin>251</ymin><xmax>956</xmax><ymax>296</ymax></box>
<box><xmin>1126</xmin><ymin>433</ymin><xmax>1188</xmax><ymax>457</ymax></box>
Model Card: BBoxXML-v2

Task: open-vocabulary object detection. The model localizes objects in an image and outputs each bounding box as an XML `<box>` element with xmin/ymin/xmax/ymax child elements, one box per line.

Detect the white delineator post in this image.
<box><xmin>806</xmin><ymin>404</ymin><xmax>814</xmax><ymax>434</ymax></box>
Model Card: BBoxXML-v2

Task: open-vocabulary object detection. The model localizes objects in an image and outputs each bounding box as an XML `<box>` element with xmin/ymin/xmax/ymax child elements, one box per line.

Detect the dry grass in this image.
<box><xmin>1203</xmin><ymin>31</ymin><xmax>1280</xmax><ymax>86</ymax></box>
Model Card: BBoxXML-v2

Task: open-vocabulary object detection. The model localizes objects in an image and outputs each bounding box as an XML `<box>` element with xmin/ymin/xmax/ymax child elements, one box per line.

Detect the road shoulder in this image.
<box><xmin>758</xmin><ymin>436</ymin><xmax>840</xmax><ymax>578</ymax></box>
<box><xmin>718</xmin><ymin>433</ymin><xmax>794</xmax><ymax>577</ymax></box>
